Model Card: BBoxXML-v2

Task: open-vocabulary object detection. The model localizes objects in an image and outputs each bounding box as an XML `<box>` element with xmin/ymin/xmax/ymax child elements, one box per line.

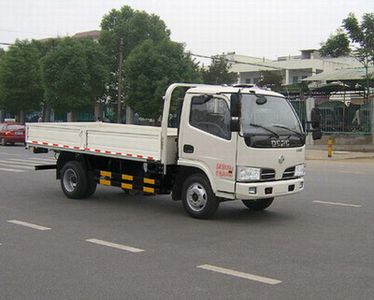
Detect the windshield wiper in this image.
<box><xmin>272</xmin><ymin>124</ymin><xmax>304</xmax><ymax>138</ymax></box>
<box><xmin>249</xmin><ymin>123</ymin><xmax>279</xmax><ymax>138</ymax></box>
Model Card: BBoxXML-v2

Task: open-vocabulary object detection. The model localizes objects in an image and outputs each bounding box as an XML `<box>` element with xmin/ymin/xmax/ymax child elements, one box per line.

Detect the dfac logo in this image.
<box><xmin>271</xmin><ymin>139</ymin><xmax>290</xmax><ymax>148</ymax></box>
<box><xmin>278</xmin><ymin>155</ymin><xmax>285</xmax><ymax>164</ymax></box>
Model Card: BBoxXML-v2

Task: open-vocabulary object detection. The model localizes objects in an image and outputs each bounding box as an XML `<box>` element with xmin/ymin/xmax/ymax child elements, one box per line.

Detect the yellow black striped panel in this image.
<box><xmin>143</xmin><ymin>186</ymin><xmax>155</xmax><ymax>194</ymax></box>
<box><xmin>121</xmin><ymin>183</ymin><xmax>133</xmax><ymax>190</ymax></box>
<box><xmin>100</xmin><ymin>171</ymin><xmax>112</xmax><ymax>178</ymax></box>
<box><xmin>100</xmin><ymin>179</ymin><xmax>111</xmax><ymax>186</ymax></box>
<box><xmin>144</xmin><ymin>178</ymin><xmax>155</xmax><ymax>185</ymax></box>
<box><xmin>122</xmin><ymin>174</ymin><xmax>133</xmax><ymax>181</ymax></box>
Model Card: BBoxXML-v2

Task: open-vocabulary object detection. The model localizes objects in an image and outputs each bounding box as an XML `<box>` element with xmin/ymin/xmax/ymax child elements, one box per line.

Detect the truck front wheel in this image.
<box><xmin>61</xmin><ymin>161</ymin><xmax>89</xmax><ymax>199</ymax></box>
<box><xmin>242</xmin><ymin>198</ymin><xmax>274</xmax><ymax>211</ymax></box>
<box><xmin>182</xmin><ymin>174</ymin><xmax>219</xmax><ymax>219</ymax></box>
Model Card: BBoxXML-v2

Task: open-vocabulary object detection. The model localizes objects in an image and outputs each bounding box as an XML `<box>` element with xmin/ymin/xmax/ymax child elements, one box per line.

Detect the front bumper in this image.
<box><xmin>3</xmin><ymin>136</ymin><xmax>25</xmax><ymax>143</ymax></box>
<box><xmin>236</xmin><ymin>177</ymin><xmax>304</xmax><ymax>200</ymax></box>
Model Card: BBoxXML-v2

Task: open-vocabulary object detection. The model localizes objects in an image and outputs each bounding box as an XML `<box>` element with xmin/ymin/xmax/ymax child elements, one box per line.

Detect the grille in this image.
<box><xmin>261</xmin><ymin>168</ymin><xmax>275</xmax><ymax>181</ymax></box>
<box><xmin>283</xmin><ymin>167</ymin><xmax>296</xmax><ymax>179</ymax></box>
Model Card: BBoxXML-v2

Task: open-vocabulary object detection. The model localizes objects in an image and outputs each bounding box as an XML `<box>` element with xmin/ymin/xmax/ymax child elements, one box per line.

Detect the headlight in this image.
<box><xmin>236</xmin><ymin>166</ymin><xmax>261</xmax><ymax>181</ymax></box>
<box><xmin>294</xmin><ymin>164</ymin><xmax>305</xmax><ymax>177</ymax></box>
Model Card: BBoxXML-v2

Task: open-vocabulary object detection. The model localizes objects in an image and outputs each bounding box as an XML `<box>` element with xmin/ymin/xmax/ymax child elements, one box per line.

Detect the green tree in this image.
<box><xmin>100</xmin><ymin>6</ymin><xmax>170</xmax><ymax>59</ymax></box>
<box><xmin>257</xmin><ymin>70</ymin><xmax>283</xmax><ymax>91</ymax></box>
<box><xmin>343</xmin><ymin>13</ymin><xmax>374</xmax><ymax>65</ymax></box>
<box><xmin>319</xmin><ymin>30</ymin><xmax>351</xmax><ymax>57</ymax></box>
<box><xmin>320</xmin><ymin>13</ymin><xmax>374</xmax><ymax>96</ymax></box>
<box><xmin>0</xmin><ymin>40</ymin><xmax>43</xmax><ymax>123</ymax></box>
<box><xmin>124</xmin><ymin>39</ymin><xmax>201</xmax><ymax>120</ymax></box>
<box><xmin>201</xmin><ymin>55</ymin><xmax>238</xmax><ymax>85</ymax></box>
<box><xmin>41</xmin><ymin>37</ymin><xmax>109</xmax><ymax>120</ymax></box>
<box><xmin>100</xmin><ymin>5</ymin><xmax>171</xmax><ymax>122</ymax></box>
<box><xmin>343</xmin><ymin>13</ymin><xmax>374</xmax><ymax>97</ymax></box>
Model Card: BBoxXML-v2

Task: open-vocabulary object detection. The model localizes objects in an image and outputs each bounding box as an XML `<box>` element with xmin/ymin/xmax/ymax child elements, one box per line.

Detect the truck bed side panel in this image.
<box><xmin>26</xmin><ymin>122</ymin><xmax>177</xmax><ymax>164</ymax></box>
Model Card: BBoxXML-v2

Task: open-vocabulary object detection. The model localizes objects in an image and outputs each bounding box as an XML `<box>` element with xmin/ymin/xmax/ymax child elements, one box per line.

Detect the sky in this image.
<box><xmin>1</xmin><ymin>0</ymin><xmax>373</xmax><ymax>62</ymax></box>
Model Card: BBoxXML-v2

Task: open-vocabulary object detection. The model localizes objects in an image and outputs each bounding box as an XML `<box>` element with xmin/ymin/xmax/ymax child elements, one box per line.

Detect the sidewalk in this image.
<box><xmin>306</xmin><ymin>149</ymin><xmax>374</xmax><ymax>160</ymax></box>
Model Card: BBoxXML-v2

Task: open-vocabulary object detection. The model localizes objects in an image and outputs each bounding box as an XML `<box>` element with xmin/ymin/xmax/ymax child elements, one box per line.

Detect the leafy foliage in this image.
<box><xmin>100</xmin><ymin>6</ymin><xmax>170</xmax><ymax>60</ymax></box>
<box><xmin>124</xmin><ymin>39</ymin><xmax>201</xmax><ymax>119</ymax></box>
<box><xmin>257</xmin><ymin>70</ymin><xmax>283</xmax><ymax>91</ymax></box>
<box><xmin>99</xmin><ymin>5</ymin><xmax>172</xmax><ymax>111</ymax></box>
<box><xmin>343</xmin><ymin>12</ymin><xmax>374</xmax><ymax>65</ymax></box>
<box><xmin>0</xmin><ymin>40</ymin><xmax>43</xmax><ymax>114</ymax></box>
<box><xmin>41</xmin><ymin>38</ymin><xmax>109</xmax><ymax>114</ymax></box>
<box><xmin>201</xmin><ymin>55</ymin><xmax>238</xmax><ymax>85</ymax></box>
<box><xmin>320</xmin><ymin>31</ymin><xmax>351</xmax><ymax>57</ymax></box>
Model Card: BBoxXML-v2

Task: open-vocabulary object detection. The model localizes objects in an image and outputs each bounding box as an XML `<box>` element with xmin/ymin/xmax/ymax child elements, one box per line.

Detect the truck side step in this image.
<box><xmin>35</xmin><ymin>164</ymin><xmax>57</xmax><ymax>170</ymax></box>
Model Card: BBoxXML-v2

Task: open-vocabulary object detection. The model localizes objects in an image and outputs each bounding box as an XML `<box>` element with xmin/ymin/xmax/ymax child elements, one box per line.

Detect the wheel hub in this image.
<box><xmin>63</xmin><ymin>169</ymin><xmax>78</xmax><ymax>193</ymax></box>
<box><xmin>186</xmin><ymin>183</ymin><xmax>207</xmax><ymax>212</ymax></box>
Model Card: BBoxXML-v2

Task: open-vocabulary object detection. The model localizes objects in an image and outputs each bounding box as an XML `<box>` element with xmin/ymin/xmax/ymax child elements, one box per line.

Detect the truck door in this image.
<box><xmin>179</xmin><ymin>94</ymin><xmax>237</xmax><ymax>194</ymax></box>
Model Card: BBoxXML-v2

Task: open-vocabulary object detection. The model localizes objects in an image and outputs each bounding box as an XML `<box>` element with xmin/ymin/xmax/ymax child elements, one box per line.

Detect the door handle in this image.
<box><xmin>183</xmin><ymin>144</ymin><xmax>194</xmax><ymax>153</ymax></box>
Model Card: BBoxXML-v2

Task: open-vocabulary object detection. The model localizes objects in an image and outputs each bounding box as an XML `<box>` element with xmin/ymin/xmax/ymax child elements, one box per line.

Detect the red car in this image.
<box><xmin>0</xmin><ymin>123</ymin><xmax>26</xmax><ymax>146</ymax></box>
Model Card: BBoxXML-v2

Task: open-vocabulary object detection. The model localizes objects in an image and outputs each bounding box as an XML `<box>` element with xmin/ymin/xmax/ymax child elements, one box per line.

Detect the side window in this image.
<box><xmin>190</xmin><ymin>96</ymin><xmax>231</xmax><ymax>140</ymax></box>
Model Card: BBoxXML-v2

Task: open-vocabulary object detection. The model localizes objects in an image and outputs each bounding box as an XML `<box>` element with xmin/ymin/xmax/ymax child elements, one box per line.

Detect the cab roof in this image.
<box><xmin>186</xmin><ymin>84</ymin><xmax>284</xmax><ymax>98</ymax></box>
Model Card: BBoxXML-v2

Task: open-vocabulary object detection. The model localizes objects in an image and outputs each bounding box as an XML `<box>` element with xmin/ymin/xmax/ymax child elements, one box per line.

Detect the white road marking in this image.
<box><xmin>86</xmin><ymin>238</ymin><xmax>144</xmax><ymax>253</ymax></box>
<box><xmin>197</xmin><ymin>264</ymin><xmax>282</xmax><ymax>285</ymax></box>
<box><xmin>0</xmin><ymin>167</ymin><xmax>25</xmax><ymax>173</ymax></box>
<box><xmin>10</xmin><ymin>158</ymin><xmax>55</xmax><ymax>164</ymax></box>
<box><xmin>0</xmin><ymin>153</ymin><xmax>22</xmax><ymax>156</ymax></box>
<box><xmin>0</xmin><ymin>160</ymin><xmax>39</xmax><ymax>166</ymax></box>
<box><xmin>7</xmin><ymin>220</ymin><xmax>51</xmax><ymax>230</ymax></box>
<box><xmin>336</xmin><ymin>170</ymin><xmax>366</xmax><ymax>175</ymax></box>
<box><xmin>0</xmin><ymin>162</ymin><xmax>34</xmax><ymax>169</ymax></box>
<box><xmin>313</xmin><ymin>200</ymin><xmax>361</xmax><ymax>208</ymax></box>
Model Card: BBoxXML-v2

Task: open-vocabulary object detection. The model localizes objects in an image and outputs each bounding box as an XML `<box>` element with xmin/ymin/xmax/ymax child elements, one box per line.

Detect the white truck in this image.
<box><xmin>26</xmin><ymin>83</ymin><xmax>321</xmax><ymax>219</ymax></box>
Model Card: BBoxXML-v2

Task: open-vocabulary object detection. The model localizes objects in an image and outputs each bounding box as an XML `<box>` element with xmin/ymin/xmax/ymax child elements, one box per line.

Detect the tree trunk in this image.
<box><xmin>67</xmin><ymin>111</ymin><xmax>77</xmax><ymax>122</ymax></box>
<box><xmin>42</xmin><ymin>102</ymin><xmax>51</xmax><ymax>122</ymax></box>
<box><xmin>17</xmin><ymin>110</ymin><xmax>25</xmax><ymax>124</ymax></box>
<box><xmin>0</xmin><ymin>110</ymin><xmax>4</xmax><ymax>123</ymax></box>
<box><xmin>125</xmin><ymin>106</ymin><xmax>134</xmax><ymax>124</ymax></box>
<box><xmin>94</xmin><ymin>102</ymin><xmax>102</xmax><ymax>121</ymax></box>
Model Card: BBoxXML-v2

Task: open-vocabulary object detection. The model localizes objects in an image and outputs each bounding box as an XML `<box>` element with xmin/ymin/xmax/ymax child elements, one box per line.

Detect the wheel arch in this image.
<box><xmin>172</xmin><ymin>163</ymin><xmax>216</xmax><ymax>201</ymax></box>
<box><xmin>56</xmin><ymin>151</ymin><xmax>90</xmax><ymax>179</ymax></box>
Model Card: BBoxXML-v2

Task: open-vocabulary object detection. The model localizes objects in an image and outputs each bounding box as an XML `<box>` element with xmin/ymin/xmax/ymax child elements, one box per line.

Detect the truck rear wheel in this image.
<box><xmin>61</xmin><ymin>161</ymin><xmax>89</xmax><ymax>199</ymax></box>
<box><xmin>242</xmin><ymin>198</ymin><xmax>274</xmax><ymax>211</ymax></box>
<box><xmin>182</xmin><ymin>174</ymin><xmax>219</xmax><ymax>219</ymax></box>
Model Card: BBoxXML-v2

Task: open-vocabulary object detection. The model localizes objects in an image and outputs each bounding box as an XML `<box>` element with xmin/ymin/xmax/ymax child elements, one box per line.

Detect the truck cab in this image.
<box><xmin>167</xmin><ymin>84</ymin><xmax>312</xmax><ymax>217</ymax></box>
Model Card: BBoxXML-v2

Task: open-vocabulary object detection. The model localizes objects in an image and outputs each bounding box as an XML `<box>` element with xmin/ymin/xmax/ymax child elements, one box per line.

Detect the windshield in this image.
<box><xmin>7</xmin><ymin>125</ymin><xmax>24</xmax><ymax>131</ymax></box>
<box><xmin>241</xmin><ymin>94</ymin><xmax>303</xmax><ymax>137</ymax></box>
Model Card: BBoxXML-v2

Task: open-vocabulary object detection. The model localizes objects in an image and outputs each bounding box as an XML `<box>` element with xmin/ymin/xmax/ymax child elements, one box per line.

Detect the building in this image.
<box><xmin>227</xmin><ymin>50</ymin><xmax>362</xmax><ymax>85</ymax></box>
<box><xmin>73</xmin><ymin>30</ymin><xmax>101</xmax><ymax>42</ymax></box>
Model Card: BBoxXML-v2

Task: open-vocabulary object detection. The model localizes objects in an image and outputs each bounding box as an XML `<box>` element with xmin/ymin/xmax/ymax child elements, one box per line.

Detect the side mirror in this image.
<box><xmin>311</xmin><ymin>107</ymin><xmax>321</xmax><ymax>129</ymax></box>
<box><xmin>230</xmin><ymin>117</ymin><xmax>240</xmax><ymax>132</ymax></box>
<box><xmin>312</xmin><ymin>130</ymin><xmax>322</xmax><ymax>140</ymax></box>
<box><xmin>230</xmin><ymin>93</ymin><xmax>241</xmax><ymax>118</ymax></box>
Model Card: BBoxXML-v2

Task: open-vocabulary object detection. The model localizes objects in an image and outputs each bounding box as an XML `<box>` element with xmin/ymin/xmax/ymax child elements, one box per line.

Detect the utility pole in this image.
<box><xmin>117</xmin><ymin>38</ymin><xmax>124</xmax><ymax>123</ymax></box>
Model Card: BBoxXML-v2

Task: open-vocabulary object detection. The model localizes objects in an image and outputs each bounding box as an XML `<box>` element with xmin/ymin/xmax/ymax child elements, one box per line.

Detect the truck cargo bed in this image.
<box><xmin>26</xmin><ymin>122</ymin><xmax>177</xmax><ymax>164</ymax></box>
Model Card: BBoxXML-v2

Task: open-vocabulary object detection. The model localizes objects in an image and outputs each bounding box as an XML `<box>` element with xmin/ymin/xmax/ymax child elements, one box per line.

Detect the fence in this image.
<box><xmin>289</xmin><ymin>96</ymin><xmax>373</xmax><ymax>136</ymax></box>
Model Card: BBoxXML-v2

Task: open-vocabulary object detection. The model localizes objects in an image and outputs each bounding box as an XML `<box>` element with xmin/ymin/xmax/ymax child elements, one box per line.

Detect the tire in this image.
<box><xmin>242</xmin><ymin>198</ymin><xmax>274</xmax><ymax>211</ymax></box>
<box><xmin>181</xmin><ymin>174</ymin><xmax>219</xmax><ymax>219</ymax></box>
<box><xmin>85</xmin><ymin>170</ymin><xmax>97</xmax><ymax>197</ymax></box>
<box><xmin>60</xmin><ymin>161</ymin><xmax>89</xmax><ymax>199</ymax></box>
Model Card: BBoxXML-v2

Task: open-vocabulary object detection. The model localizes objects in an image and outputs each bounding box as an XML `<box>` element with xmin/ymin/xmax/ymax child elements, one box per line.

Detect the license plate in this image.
<box><xmin>15</xmin><ymin>132</ymin><xmax>23</xmax><ymax>135</ymax></box>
